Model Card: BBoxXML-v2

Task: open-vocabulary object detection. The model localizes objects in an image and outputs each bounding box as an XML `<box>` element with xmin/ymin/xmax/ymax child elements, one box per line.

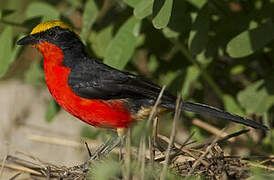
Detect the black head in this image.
<box><xmin>17</xmin><ymin>20</ymin><xmax>87</xmax><ymax>67</ymax></box>
<box><xmin>17</xmin><ymin>20</ymin><xmax>84</xmax><ymax>50</ymax></box>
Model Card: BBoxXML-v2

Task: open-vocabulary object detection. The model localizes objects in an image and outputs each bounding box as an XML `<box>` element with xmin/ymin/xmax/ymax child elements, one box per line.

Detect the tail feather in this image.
<box><xmin>180</xmin><ymin>101</ymin><xmax>268</xmax><ymax>130</ymax></box>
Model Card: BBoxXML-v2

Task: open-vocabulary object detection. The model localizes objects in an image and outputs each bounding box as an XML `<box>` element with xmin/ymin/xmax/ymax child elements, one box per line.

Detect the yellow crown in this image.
<box><xmin>30</xmin><ymin>20</ymin><xmax>72</xmax><ymax>35</ymax></box>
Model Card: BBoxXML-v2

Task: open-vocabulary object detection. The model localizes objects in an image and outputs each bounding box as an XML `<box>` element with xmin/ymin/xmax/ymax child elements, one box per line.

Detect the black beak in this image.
<box><xmin>17</xmin><ymin>34</ymin><xmax>39</xmax><ymax>45</ymax></box>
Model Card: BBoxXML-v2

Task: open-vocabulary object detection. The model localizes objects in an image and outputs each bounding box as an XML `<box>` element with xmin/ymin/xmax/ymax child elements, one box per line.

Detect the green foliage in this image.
<box><xmin>89</xmin><ymin>25</ymin><xmax>113</xmax><ymax>58</ymax></box>
<box><xmin>123</xmin><ymin>0</ymin><xmax>139</xmax><ymax>8</ymax></box>
<box><xmin>181</xmin><ymin>66</ymin><xmax>200</xmax><ymax>99</ymax></box>
<box><xmin>222</xmin><ymin>94</ymin><xmax>244</xmax><ymax>117</ymax></box>
<box><xmin>104</xmin><ymin>16</ymin><xmax>141</xmax><ymax>70</ymax></box>
<box><xmin>152</xmin><ymin>0</ymin><xmax>173</xmax><ymax>29</ymax></box>
<box><xmin>80</xmin><ymin>0</ymin><xmax>98</xmax><ymax>42</ymax></box>
<box><xmin>0</xmin><ymin>9</ymin><xmax>15</xmax><ymax>19</ymax></box>
<box><xmin>227</xmin><ymin>23</ymin><xmax>274</xmax><ymax>58</ymax></box>
<box><xmin>0</xmin><ymin>0</ymin><xmax>272</xmax><ymax>131</ymax></box>
<box><xmin>133</xmin><ymin>0</ymin><xmax>153</xmax><ymax>19</ymax></box>
<box><xmin>25</xmin><ymin>2</ymin><xmax>60</xmax><ymax>21</ymax></box>
<box><xmin>237</xmin><ymin>80</ymin><xmax>274</xmax><ymax>115</ymax></box>
<box><xmin>188</xmin><ymin>4</ymin><xmax>209</xmax><ymax>56</ymax></box>
<box><xmin>186</xmin><ymin>0</ymin><xmax>207</xmax><ymax>9</ymax></box>
<box><xmin>0</xmin><ymin>1</ymin><xmax>273</xmax><ymax>178</ymax></box>
<box><xmin>0</xmin><ymin>27</ymin><xmax>20</xmax><ymax>78</ymax></box>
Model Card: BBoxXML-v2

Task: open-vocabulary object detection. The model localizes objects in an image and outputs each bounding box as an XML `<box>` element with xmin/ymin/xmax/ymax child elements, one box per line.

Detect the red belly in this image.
<box><xmin>39</xmin><ymin>42</ymin><xmax>133</xmax><ymax>129</ymax></box>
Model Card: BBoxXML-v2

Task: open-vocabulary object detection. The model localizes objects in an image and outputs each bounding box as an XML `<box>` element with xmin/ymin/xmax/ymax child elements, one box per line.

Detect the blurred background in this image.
<box><xmin>0</xmin><ymin>0</ymin><xmax>274</xmax><ymax>179</ymax></box>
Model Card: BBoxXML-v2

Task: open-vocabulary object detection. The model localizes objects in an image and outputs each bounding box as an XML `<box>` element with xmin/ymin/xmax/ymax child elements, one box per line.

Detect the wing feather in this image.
<box><xmin>68</xmin><ymin>59</ymin><xmax>175</xmax><ymax>104</ymax></box>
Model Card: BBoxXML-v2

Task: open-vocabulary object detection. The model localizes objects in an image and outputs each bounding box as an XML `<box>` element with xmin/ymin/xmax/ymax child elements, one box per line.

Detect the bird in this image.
<box><xmin>17</xmin><ymin>20</ymin><xmax>267</xmax><ymax>157</ymax></box>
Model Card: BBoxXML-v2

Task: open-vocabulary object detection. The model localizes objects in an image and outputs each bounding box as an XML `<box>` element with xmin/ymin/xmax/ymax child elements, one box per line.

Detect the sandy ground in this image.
<box><xmin>0</xmin><ymin>80</ymin><xmax>99</xmax><ymax>179</ymax></box>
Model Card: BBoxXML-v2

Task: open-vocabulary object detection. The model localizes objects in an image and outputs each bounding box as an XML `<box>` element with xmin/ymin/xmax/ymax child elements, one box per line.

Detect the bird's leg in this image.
<box><xmin>119</xmin><ymin>136</ymin><xmax>126</xmax><ymax>161</ymax></box>
<box><xmin>69</xmin><ymin>128</ymin><xmax>127</xmax><ymax>171</ymax></box>
<box><xmin>151</xmin><ymin>116</ymin><xmax>159</xmax><ymax>162</ymax></box>
<box><xmin>119</xmin><ymin>128</ymin><xmax>126</xmax><ymax>160</ymax></box>
<box><xmin>88</xmin><ymin>138</ymin><xmax>115</xmax><ymax>160</ymax></box>
<box><xmin>101</xmin><ymin>128</ymin><xmax>127</xmax><ymax>157</ymax></box>
<box><xmin>69</xmin><ymin>137</ymin><xmax>116</xmax><ymax>170</ymax></box>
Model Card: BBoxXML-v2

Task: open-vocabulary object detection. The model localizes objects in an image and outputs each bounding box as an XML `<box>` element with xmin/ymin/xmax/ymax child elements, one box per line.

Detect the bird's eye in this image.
<box><xmin>47</xmin><ymin>30</ymin><xmax>56</xmax><ymax>38</ymax></box>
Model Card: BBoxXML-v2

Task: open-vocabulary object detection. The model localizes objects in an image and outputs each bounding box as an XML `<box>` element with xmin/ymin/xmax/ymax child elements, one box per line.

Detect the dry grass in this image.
<box><xmin>1</xmin><ymin>88</ymin><xmax>273</xmax><ymax>179</ymax></box>
<box><xmin>1</xmin><ymin>128</ymin><xmax>274</xmax><ymax>179</ymax></box>
<box><xmin>1</xmin><ymin>129</ymin><xmax>273</xmax><ymax>179</ymax></box>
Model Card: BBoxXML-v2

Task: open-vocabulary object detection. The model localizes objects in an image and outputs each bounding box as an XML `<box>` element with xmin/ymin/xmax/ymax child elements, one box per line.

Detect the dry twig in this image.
<box><xmin>192</xmin><ymin>129</ymin><xmax>250</xmax><ymax>149</ymax></box>
<box><xmin>147</xmin><ymin>85</ymin><xmax>166</xmax><ymax>126</ymax></box>
<box><xmin>160</xmin><ymin>95</ymin><xmax>182</xmax><ymax>180</ymax></box>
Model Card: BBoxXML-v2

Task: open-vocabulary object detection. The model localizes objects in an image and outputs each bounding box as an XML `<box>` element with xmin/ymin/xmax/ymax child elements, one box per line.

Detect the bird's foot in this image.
<box><xmin>69</xmin><ymin>136</ymin><xmax>124</xmax><ymax>171</ymax></box>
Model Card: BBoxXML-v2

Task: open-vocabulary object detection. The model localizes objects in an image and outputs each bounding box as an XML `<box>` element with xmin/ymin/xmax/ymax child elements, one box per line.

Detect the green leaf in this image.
<box><xmin>104</xmin><ymin>16</ymin><xmax>141</xmax><ymax>70</ymax></box>
<box><xmin>5</xmin><ymin>0</ymin><xmax>24</xmax><ymax>10</ymax></box>
<box><xmin>227</xmin><ymin>23</ymin><xmax>274</xmax><ymax>58</ymax></box>
<box><xmin>1</xmin><ymin>0</ymin><xmax>23</xmax><ymax>23</ymax></box>
<box><xmin>188</xmin><ymin>4</ymin><xmax>209</xmax><ymax>56</ymax></box>
<box><xmin>80</xmin><ymin>0</ymin><xmax>99</xmax><ymax>42</ymax></box>
<box><xmin>22</xmin><ymin>17</ymin><xmax>43</xmax><ymax>30</ymax></box>
<box><xmin>45</xmin><ymin>99</ymin><xmax>60</xmax><ymax>123</ymax></box>
<box><xmin>26</xmin><ymin>2</ymin><xmax>60</xmax><ymax>21</ymax></box>
<box><xmin>136</xmin><ymin>34</ymin><xmax>145</xmax><ymax>47</ymax></box>
<box><xmin>89</xmin><ymin>25</ymin><xmax>113</xmax><ymax>58</ymax></box>
<box><xmin>0</xmin><ymin>9</ymin><xmax>16</xmax><ymax>19</ymax></box>
<box><xmin>181</xmin><ymin>66</ymin><xmax>200</xmax><ymax>99</ymax></box>
<box><xmin>186</xmin><ymin>0</ymin><xmax>207</xmax><ymax>9</ymax></box>
<box><xmin>134</xmin><ymin>0</ymin><xmax>154</xmax><ymax>19</ymax></box>
<box><xmin>162</xmin><ymin>27</ymin><xmax>179</xmax><ymax>38</ymax></box>
<box><xmin>0</xmin><ymin>27</ymin><xmax>13</xmax><ymax>78</ymax></box>
<box><xmin>24</xmin><ymin>61</ymin><xmax>44</xmax><ymax>86</ymax></box>
<box><xmin>237</xmin><ymin>80</ymin><xmax>274</xmax><ymax>115</ymax></box>
<box><xmin>148</xmin><ymin>54</ymin><xmax>159</xmax><ymax>73</ymax></box>
<box><xmin>222</xmin><ymin>94</ymin><xmax>244</xmax><ymax>117</ymax></box>
<box><xmin>230</xmin><ymin>65</ymin><xmax>245</xmax><ymax>75</ymax></box>
<box><xmin>123</xmin><ymin>0</ymin><xmax>139</xmax><ymax>8</ymax></box>
<box><xmin>164</xmin><ymin>0</ymin><xmax>188</xmax><ymax>37</ymax></box>
<box><xmin>152</xmin><ymin>0</ymin><xmax>173</xmax><ymax>29</ymax></box>
<box><xmin>66</xmin><ymin>0</ymin><xmax>81</xmax><ymax>8</ymax></box>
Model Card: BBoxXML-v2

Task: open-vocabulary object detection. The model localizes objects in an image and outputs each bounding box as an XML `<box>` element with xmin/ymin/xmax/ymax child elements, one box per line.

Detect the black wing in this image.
<box><xmin>68</xmin><ymin>58</ymin><xmax>268</xmax><ymax>130</ymax></box>
<box><xmin>68</xmin><ymin>59</ymin><xmax>176</xmax><ymax>105</ymax></box>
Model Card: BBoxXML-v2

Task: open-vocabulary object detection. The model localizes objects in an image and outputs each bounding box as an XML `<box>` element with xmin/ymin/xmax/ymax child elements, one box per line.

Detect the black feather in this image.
<box><xmin>181</xmin><ymin>102</ymin><xmax>268</xmax><ymax>130</ymax></box>
<box><xmin>44</xmin><ymin>27</ymin><xmax>267</xmax><ymax>131</ymax></box>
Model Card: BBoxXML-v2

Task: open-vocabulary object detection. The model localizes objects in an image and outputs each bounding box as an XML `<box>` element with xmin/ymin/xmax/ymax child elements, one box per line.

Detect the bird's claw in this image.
<box><xmin>69</xmin><ymin>136</ymin><xmax>124</xmax><ymax>171</ymax></box>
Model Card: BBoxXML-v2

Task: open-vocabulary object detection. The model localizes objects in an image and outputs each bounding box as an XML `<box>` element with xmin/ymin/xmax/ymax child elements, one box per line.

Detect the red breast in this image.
<box><xmin>36</xmin><ymin>41</ymin><xmax>134</xmax><ymax>129</ymax></box>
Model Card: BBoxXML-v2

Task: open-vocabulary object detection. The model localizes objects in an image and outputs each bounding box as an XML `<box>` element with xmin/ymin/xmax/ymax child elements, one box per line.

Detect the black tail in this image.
<box><xmin>180</xmin><ymin>101</ymin><xmax>268</xmax><ymax>130</ymax></box>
